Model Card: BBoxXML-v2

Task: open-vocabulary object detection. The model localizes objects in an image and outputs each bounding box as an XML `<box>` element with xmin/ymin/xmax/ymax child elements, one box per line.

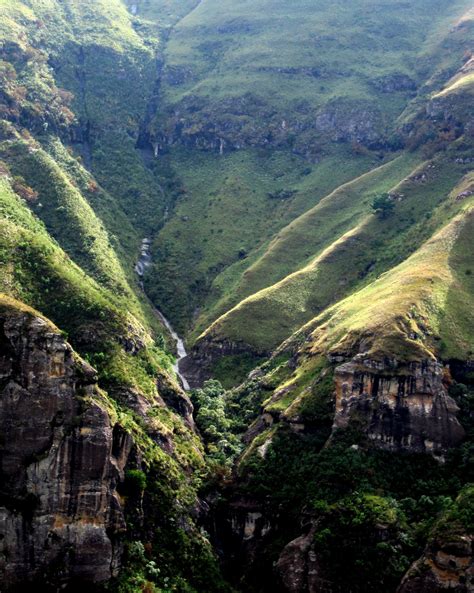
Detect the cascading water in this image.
<box><xmin>136</xmin><ymin>238</ymin><xmax>190</xmax><ymax>390</ymax></box>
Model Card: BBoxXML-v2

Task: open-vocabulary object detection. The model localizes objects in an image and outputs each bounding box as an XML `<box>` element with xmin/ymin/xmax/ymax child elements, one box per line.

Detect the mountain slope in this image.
<box><xmin>141</xmin><ymin>0</ymin><xmax>473</xmax><ymax>340</ymax></box>
<box><xmin>0</xmin><ymin>1</ymin><xmax>234</xmax><ymax>590</ymax></box>
<box><xmin>0</xmin><ymin>0</ymin><xmax>473</xmax><ymax>592</ymax></box>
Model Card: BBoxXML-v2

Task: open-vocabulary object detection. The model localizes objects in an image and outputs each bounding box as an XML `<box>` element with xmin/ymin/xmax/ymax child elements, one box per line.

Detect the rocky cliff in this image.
<box><xmin>398</xmin><ymin>486</ymin><xmax>474</xmax><ymax>593</ymax></box>
<box><xmin>0</xmin><ymin>299</ymin><xmax>130</xmax><ymax>590</ymax></box>
<box><xmin>333</xmin><ymin>356</ymin><xmax>465</xmax><ymax>455</ymax></box>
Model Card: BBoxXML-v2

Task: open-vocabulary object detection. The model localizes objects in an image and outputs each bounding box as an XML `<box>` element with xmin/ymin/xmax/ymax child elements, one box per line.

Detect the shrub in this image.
<box><xmin>124</xmin><ymin>469</ymin><xmax>147</xmax><ymax>495</ymax></box>
<box><xmin>371</xmin><ymin>193</ymin><xmax>395</xmax><ymax>218</ymax></box>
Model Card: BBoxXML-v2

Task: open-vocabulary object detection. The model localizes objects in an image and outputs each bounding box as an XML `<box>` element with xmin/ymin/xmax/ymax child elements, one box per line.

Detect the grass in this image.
<box><xmin>146</xmin><ymin>144</ymin><xmax>375</xmax><ymax>332</ymax></box>
<box><xmin>163</xmin><ymin>0</ymin><xmax>471</xmax><ymax>109</ymax></box>
<box><xmin>0</xmin><ymin>171</ymin><xmax>183</xmax><ymax>400</ymax></box>
<box><xmin>199</xmin><ymin>148</ymin><xmax>472</xmax><ymax>353</ymax></box>
<box><xmin>1</xmin><ymin>3</ymin><xmax>473</xmax><ymax>591</ymax></box>
<box><xmin>144</xmin><ymin>0</ymin><xmax>473</xmax><ymax>344</ymax></box>
<box><xmin>291</xmin><ymin>199</ymin><xmax>474</xmax><ymax>364</ymax></box>
<box><xmin>1</xmin><ymin>136</ymin><xmax>135</xmax><ymax>298</ymax></box>
<box><xmin>195</xmin><ymin>152</ymin><xmax>419</xmax><ymax>339</ymax></box>
<box><xmin>434</xmin><ymin>71</ymin><xmax>474</xmax><ymax>97</ymax></box>
<box><xmin>156</xmin><ymin>0</ymin><xmax>472</xmax><ymax>172</ymax></box>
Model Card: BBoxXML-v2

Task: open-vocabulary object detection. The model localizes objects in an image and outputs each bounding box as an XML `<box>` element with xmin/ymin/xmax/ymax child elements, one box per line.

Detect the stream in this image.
<box><xmin>135</xmin><ymin>238</ymin><xmax>190</xmax><ymax>391</ymax></box>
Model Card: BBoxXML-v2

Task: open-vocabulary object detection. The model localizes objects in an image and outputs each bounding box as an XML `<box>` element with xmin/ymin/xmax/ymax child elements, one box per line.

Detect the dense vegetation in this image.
<box><xmin>0</xmin><ymin>0</ymin><xmax>473</xmax><ymax>592</ymax></box>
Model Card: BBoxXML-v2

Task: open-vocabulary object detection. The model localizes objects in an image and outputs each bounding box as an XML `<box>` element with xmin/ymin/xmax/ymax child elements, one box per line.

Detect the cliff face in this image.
<box><xmin>180</xmin><ymin>337</ymin><xmax>263</xmax><ymax>389</ymax></box>
<box><xmin>333</xmin><ymin>356</ymin><xmax>465</xmax><ymax>454</ymax></box>
<box><xmin>398</xmin><ymin>535</ymin><xmax>474</xmax><ymax>593</ymax></box>
<box><xmin>0</xmin><ymin>303</ymin><xmax>131</xmax><ymax>590</ymax></box>
<box><xmin>398</xmin><ymin>486</ymin><xmax>474</xmax><ymax>593</ymax></box>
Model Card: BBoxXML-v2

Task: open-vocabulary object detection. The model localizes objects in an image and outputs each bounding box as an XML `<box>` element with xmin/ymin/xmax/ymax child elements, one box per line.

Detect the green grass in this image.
<box><xmin>435</xmin><ymin>71</ymin><xmax>474</xmax><ymax>97</ymax></box>
<box><xmin>145</xmin><ymin>145</ymin><xmax>375</xmax><ymax>332</ymax></box>
<box><xmin>157</xmin><ymin>0</ymin><xmax>472</xmax><ymax>168</ymax></box>
<box><xmin>163</xmin><ymin>0</ymin><xmax>471</xmax><ymax>108</ymax></box>
<box><xmin>287</xmin><ymin>199</ymin><xmax>474</xmax><ymax>364</ymax></box>
<box><xmin>0</xmin><ymin>173</ymin><xmax>182</xmax><ymax>398</ymax></box>
<box><xmin>1</xmin><ymin>136</ymin><xmax>135</xmax><ymax>297</ymax></box>
<box><xmin>144</xmin><ymin>0</ymin><xmax>473</xmax><ymax>344</ymax></box>
<box><xmin>194</xmin><ymin>152</ymin><xmax>419</xmax><ymax>342</ymax></box>
<box><xmin>198</xmin><ymin>150</ymin><xmax>472</xmax><ymax>352</ymax></box>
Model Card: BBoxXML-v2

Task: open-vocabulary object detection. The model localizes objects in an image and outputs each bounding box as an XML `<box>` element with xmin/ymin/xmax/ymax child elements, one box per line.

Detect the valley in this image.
<box><xmin>0</xmin><ymin>0</ymin><xmax>473</xmax><ymax>592</ymax></box>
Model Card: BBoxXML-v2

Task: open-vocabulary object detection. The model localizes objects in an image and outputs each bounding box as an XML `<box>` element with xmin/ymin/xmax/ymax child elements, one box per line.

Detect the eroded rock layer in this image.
<box><xmin>333</xmin><ymin>356</ymin><xmax>465</xmax><ymax>454</ymax></box>
<box><xmin>0</xmin><ymin>304</ymin><xmax>131</xmax><ymax>590</ymax></box>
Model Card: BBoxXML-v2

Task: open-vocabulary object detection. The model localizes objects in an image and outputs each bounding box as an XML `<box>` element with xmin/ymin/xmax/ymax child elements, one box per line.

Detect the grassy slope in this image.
<box><xmin>194</xmin><ymin>152</ymin><xmax>418</xmax><ymax>337</ymax></box>
<box><xmin>254</xmin><ymin>193</ymin><xmax>474</xmax><ymax>419</ymax></box>
<box><xmin>298</xmin><ymin>200</ymin><xmax>474</xmax><ymax>363</ymax></box>
<box><xmin>0</xmin><ymin>0</ymin><xmax>193</xmax><ymax>378</ymax></box>
<box><xmin>0</xmin><ymin>0</ymin><xmax>183</xmax><ymax>244</ymax></box>
<box><xmin>1</xmin><ymin>136</ymin><xmax>134</xmax><ymax>298</ymax></box>
<box><xmin>0</xmin><ymin>0</ymin><xmax>196</xmax><ymax>341</ymax></box>
<box><xmin>163</xmin><ymin>0</ymin><xmax>468</xmax><ymax>111</ymax></box>
<box><xmin>148</xmin><ymin>0</ymin><xmax>472</xmax><ymax>336</ymax></box>
<box><xmin>147</xmin><ymin>145</ymin><xmax>375</xmax><ymax>332</ymax></box>
<box><xmin>198</xmin><ymin>145</ymin><xmax>472</xmax><ymax>352</ymax></box>
<box><xmin>39</xmin><ymin>0</ymin><xmax>166</xmax><ymax>237</ymax></box>
<box><xmin>0</xmin><ymin>172</ymin><xmax>175</xmax><ymax>379</ymax></box>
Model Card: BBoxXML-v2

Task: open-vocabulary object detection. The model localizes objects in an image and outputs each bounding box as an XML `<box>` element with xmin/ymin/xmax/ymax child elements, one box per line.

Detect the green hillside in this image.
<box><xmin>0</xmin><ymin>1</ymin><xmax>473</xmax><ymax>592</ymax></box>
<box><xmin>198</xmin><ymin>146</ymin><xmax>473</xmax><ymax>354</ymax></box>
<box><xmin>144</xmin><ymin>0</ymin><xmax>473</xmax><ymax>338</ymax></box>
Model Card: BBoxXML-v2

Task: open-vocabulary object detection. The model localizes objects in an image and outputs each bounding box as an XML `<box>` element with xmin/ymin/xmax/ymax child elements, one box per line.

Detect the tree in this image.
<box><xmin>191</xmin><ymin>380</ymin><xmax>242</xmax><ymax>465</ymax></box>
<box><xmin>371</xmin><ymin>193</ymin><xmax>395</xmax><ymax>219</ymax></box>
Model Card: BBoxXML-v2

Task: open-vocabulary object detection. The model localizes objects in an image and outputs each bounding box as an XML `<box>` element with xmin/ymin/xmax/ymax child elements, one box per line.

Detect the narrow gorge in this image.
<box><xmin>0</xmin><ymin>0</ymin><xmax>473</xmax><ymax>592</ymax></box>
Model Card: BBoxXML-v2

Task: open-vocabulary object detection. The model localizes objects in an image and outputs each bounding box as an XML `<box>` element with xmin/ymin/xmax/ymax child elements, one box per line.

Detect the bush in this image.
<box><xmin>371</xmin><ymin>193</ymin><xmax>395</xmax><ymax>218</ymax></box>
<box><xmin>191</xmin><ymin>380</ymin><xmax>242</xmax><ymax>465</ymax></box>
<box><xmin>124</xmin><ymin>469</ymin><xmax>147</xmax><ymax>495</ymax></box>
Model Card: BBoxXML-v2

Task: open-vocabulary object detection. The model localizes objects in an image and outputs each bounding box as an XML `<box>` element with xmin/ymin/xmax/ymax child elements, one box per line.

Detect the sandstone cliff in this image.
<box><xmin>333</xmin><ymin>356</ymin><xmax>464</xmax><ymax>455</ymax></box>
<box><xmin>0</xmin><ymin>298</ymin><xmax>131</xmax><ymax>590</ymax></box>
<box><xmin>398</xmin><ymin>486</ymin><xmax>474</xmax><ymax>593</ymax></box>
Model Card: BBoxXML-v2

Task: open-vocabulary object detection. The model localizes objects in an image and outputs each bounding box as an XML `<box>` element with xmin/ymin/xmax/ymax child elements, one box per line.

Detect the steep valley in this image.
<box><xmin>0</xmin><ymin>0</ymin><xmax>473</xmax><ymax>592</ymax></box>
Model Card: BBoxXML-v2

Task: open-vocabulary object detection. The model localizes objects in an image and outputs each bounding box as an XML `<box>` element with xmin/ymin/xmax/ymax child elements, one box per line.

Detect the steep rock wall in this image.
<box><xmin>398</xmin><ymin>534</ymin><xmax>473</xmax><ymax>593</ymax></box>
<box><xmin>0</xmin><ymin>304</ymin><xmax>132</xmax><ymax>590</ymax></box>
<box><xmin>333</xmin><ymin>356</ymin><xmax>465</xmax><ymax>454</ymax></box>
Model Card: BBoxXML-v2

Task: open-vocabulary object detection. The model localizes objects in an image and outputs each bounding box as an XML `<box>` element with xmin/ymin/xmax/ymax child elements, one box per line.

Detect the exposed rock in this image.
<box><xmin>182</xmin><ymin>336</ymin><xmax>265</xmax><ymax>388</ymax></box>
<box><xmin>313</xmin><ymin>98</ymin><xmax>384</xmax><ymax>145</ymax></box>
<box><xmin>0</xmin><ymin>304</ymin><xmax>131</xmax><ymax>590</ymax></box>
<box><xmin>333</xmin><ymin>356</ymin><xmax>465</xmax><ymax>454</ymax></box>
<box><xmin>371</xmin><ymin>73</ymin><xmax>417</xmax><ymax>94</ymax></box>
<box><xmin>275</xmin><ymin>524</ymin><xmax>322</xmax><ymax>593</ymax></box>
<box><xmin>157</xmin><ymin>373</ymin><xmax>195</xmax><ymax>428</ymax></box>
<box><xmin>398</xmin><ymin>534</ymin><xmax>474</xmax><ymax>593</ymax></box>
<box><xmin>153</xmin><ymin>94</ymin><xmax>386</xmax><ymax>160</ymax></box>
<box><xmin>398</xmin><ymin>486</ymin><xmax>474</xmax><ymax>593</ymax></box>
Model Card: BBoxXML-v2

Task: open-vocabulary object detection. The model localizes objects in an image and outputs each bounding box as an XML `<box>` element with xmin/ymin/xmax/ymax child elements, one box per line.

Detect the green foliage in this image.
<box><xmin>113</xmin><ymin>456</ymin><xmax>234</xmax><ymax>593</ymax></box>
<box><xmin>1</xmin><ymin>4</ymin><xmax>473</xmax><ymax>593</ymax></box>
<box><xmin>434</xmin><ymin>484</ymin><xmax>474</xmax><ymax>537</ymax></box>
<box><xmin>124</xmin><ymin>470</ymin><xmax>147</xmax><ymax>495</ymax></box>
<box><xmin>371</xmin><ymin>192</ymin><xmax>395</xmax><ymax>218</ymax></box>
<box><xmin>191</xmin><ymin>380</ymin><xmax>242</xmax><ymax>466</ymax></box>
<box><xmin>313</xmin><ymin>493</ymin><xmax>413</xmax><ymax>593</ymax></box>
<box><xmin>147</xmin><ymin>146</ymin><xmax>374</xmax><ymax>335</ymax></box>
<box><xmin>198</xmin><ymin>152</ymin><xmax>473</xmax><ymax>354</ymax></box>
<box><xmin>212</xmin><ymin>352</ymin><xmax>266</xmax><ymax>389</ymax></box>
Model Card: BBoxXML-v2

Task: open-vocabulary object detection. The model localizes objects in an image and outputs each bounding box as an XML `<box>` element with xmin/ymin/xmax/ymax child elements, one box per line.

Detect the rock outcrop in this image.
<box><xmin>333</xmin><ymin>356</ymin><xmax>465</xmax><ymax>454</ymax></box>
<box><xmin>398</xmin><ymin>534</ymin><xmax>474</xmax><ymax>593</ymax></box>
<box><xmin>182</xmin><ymin>336</ymin><xmax>264</xmax><ymax>388</ymax></box>
<box><xmin>152</xmin><ymin>94</ymin><xmax>386</xmax><ymax>160</ymax></box>
<box><xmin>275</xmin><ymin>525</ymin><xmax>322</xmax><ymax>593</ymax></box>
<box><xmin>398</xmin><ymin>486</ymin><xmax>474</xmax><ymax>593</ymax></box>
<box><xmin>0</xmin><ymin>302</ymin><xmax>131</xmax><ymax>591</ymax></box>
